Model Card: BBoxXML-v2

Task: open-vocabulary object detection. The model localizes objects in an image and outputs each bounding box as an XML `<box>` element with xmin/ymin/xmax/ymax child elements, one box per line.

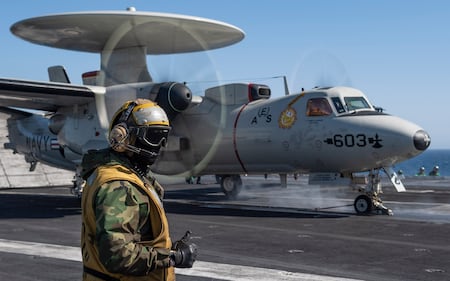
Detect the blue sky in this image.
<box><xmin>1</xmin><ymin>1</ymin><xmax>449</xmax><ymax>148</ymax></box>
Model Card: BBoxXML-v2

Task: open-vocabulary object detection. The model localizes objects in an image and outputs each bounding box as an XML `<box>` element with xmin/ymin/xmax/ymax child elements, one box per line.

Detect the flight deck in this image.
<box><xmin>0</xmin><ymin>175</ymin><xmax>449</xmax><ymax>281</ymax></box>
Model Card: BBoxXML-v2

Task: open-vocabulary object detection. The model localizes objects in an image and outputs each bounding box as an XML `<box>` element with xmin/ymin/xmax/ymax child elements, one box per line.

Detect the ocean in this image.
<box><xmin>394</xmin><ymin>149</ymin><xmax>450</xmax><ymax>177</ymax></box>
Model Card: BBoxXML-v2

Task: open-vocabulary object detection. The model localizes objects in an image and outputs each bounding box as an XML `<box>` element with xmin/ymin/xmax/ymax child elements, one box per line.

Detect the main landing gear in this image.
<box><xmin>71</xmin><ymin>167</ymin><xmax>85</xmax><ymax>199</ymax></box>
<box><xmin>353</xmin><ymin>169</ymin><xmax>393</xmax><ymax>216</ymax></box>
<box><xmin>219</xmin><ymin>175</ymin><xmax>242</xmax><ymax>199</ymax></box>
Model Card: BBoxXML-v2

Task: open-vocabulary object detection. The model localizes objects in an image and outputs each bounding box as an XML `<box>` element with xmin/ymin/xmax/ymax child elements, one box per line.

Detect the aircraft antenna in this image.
<box><xmin>283</xmin><ymin>75</ymin><xmax>290</xmax><ymax>96</ymax></box>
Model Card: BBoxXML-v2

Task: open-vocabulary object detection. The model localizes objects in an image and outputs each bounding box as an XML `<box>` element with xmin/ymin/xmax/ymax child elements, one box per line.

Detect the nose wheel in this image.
<box><xmin>354</xmin><ymin>193</ymin><xmax>393</xmax><ymax>215</ymax></box>
<box><xmin>353</xmin><ymin>169</ymin><xmax>393</xmax><ymax>216</ymax></box>
<box><xmin>354</xmin><ymin>194</ymin><xmax>373</xmax><ymax>214</ymax></box>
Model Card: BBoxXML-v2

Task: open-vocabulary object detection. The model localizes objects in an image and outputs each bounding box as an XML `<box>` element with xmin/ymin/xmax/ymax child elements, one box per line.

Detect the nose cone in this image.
<box><xmin>413</xmin><ymin>130</ymin><xmax>431</xmax><ymax>151</ymax></box>
<box><xmin>326</xmin><ymin>114</ymin><xmax>431</xmax><ymax>172</ymax></box>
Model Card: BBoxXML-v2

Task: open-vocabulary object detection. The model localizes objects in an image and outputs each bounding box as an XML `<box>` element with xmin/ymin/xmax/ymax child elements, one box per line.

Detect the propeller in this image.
<box><xmin>289</xmin><ymin>49</ymin><xmax>352</xmax><ymax>92</ymax></box>
<box><xmin>148</xmin><ymin>51</ymin><xmax>223</xmax><ymax>96</ymax></box>
<box><xmin>147</xmin><ymin>38</ymin><xmax>228</xmax><ymax>179</ymax></box>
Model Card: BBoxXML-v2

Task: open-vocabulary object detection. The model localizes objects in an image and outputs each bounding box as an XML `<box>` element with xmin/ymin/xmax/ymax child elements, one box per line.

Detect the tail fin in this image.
<box><xmin>48</xmin><ymin>65</ymin><xmax>70</xmax><ymax>83</ymax></box>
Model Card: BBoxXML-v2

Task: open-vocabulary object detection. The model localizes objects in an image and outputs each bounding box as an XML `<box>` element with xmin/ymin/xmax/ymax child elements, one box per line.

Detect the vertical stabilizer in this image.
<box><xmin>100</xmin><ymin>46</ymin><xmax>152</xmax><ymax>86</ymax></box>
<box><xmin>48</xmin><ymin>65</ymin><xmax>70</xmax><ymax>83</ymax></box>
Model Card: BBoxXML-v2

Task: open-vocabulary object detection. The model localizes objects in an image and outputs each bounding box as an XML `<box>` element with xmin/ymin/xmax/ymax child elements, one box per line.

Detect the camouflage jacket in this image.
<box><xmin>81</xmin><ymin>149</ymin><xmax>174</xmax><ymax>281</ymax></box>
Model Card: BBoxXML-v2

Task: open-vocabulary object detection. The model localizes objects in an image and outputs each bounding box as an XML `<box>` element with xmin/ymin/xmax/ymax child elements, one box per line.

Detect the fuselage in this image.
<box><xmin>153</xmin><ymin>86</ymin><xmax>430</xmax><ymax>176</ymax></box>
<box><xmin>5</xmin><ymin>85</ymin><xmax>430</xmax><ymax>178</ymax></box>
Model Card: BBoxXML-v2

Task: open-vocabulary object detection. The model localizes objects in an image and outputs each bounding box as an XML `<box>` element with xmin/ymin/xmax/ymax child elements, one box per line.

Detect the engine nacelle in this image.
<box><xmin>154</xmin><ymin>82</ymin><xmax>192</xmax><ymax>120</ymax></box>
<box><xmin>48</xmin><ymin>113</ymin><xmax>66</xmax><ymax>135</ymax></box>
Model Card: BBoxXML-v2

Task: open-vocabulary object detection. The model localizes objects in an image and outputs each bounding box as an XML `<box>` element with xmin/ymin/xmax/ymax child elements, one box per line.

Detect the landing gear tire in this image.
<box><xmin>354</xmin><ymin>194</ymin><xmax>373</xmax><ymax>215</ymax></box>
<box><xmin>221</xmin><ymin>175</ymin><xmax>242</xmax><ymax>199</ymax></box>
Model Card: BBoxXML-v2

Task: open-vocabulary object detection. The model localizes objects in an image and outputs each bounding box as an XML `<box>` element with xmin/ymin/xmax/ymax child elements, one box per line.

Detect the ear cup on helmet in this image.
<box><xmin>109</xmin><ymin>123</ymin><xmax>129</xmax><ymax>152</ymax></box>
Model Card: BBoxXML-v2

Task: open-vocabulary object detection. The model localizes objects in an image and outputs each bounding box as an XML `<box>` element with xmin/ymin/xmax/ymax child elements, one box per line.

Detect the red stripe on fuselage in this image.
<box><xmin>233</xmin><ymin>103</ymin><xmax>249</xmax><ymax>174</ymax></box>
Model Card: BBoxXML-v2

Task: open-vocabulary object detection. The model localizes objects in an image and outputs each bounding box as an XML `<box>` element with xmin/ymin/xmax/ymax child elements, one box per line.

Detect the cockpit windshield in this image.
<box><xmin>306</xmin><ymin>98</ymin><xmax>332</xmax><ymax>116</ymax></box>
<box><xmin>344</xmin><ymin>97</ymin><xmax>371</xmax><ymax>111</ymax></box>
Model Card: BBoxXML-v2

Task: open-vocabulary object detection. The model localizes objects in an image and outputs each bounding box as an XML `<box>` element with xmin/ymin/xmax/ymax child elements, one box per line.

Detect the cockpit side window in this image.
<box><xmin>344</xmin><ymin>97</ymin><xmax>371</xmax><ymax>111</ymax></box>
<box><xmin>306</xmin><ymin>98</ymin><xmax>332</xmax><ymax>116</ymax></box>
<box><xmin>331</xmin><ymin>97</ymin><xmax>346</xmax><ymax>113</ymax></box>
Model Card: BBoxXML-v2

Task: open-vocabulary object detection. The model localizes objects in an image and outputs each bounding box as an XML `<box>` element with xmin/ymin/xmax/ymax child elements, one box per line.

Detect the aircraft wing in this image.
<box><xmin>0</xmin><ymin>78</ymin><xmax>101</xmax><ymax>112</ymax></box>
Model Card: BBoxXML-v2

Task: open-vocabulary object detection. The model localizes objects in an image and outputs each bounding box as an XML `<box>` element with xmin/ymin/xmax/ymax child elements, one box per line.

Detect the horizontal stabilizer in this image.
<box><xmin>0</xmin><ymin>106</ymin><xmax>33</xmax><ymax>117</ymax></box>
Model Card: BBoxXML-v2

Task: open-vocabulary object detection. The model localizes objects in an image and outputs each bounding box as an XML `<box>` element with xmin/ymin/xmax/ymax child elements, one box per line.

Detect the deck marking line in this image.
<box><xmin>0</xmin><ymin>238</ymin><xmax>362</xmax><ymax>281</ymax></box>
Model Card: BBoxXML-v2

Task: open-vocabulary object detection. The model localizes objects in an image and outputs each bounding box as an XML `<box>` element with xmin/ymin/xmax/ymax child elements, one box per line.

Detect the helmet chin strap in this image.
<box><xmin>119</xmin><ymin>126</ymin><xmax>164</xmax><ymax>174</ymax></box>
<box><xmin>123</xmin><ymin>143</ymin><xmax>159</xmax><ymax>158</ymax></box>
<box><xmin>126</xmin><ymin>140</ymin><xmax>161</xmax><ymax>175</ymax></box>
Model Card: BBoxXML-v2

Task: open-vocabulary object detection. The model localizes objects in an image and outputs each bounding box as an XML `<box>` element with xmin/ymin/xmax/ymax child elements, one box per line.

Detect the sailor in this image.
<box><xmin>416</xmin><ymin>166</ymin><xmax>426</xmax><ymax>176</ymax></box>
<box><xmin>429</xmin><ymin>165</ymin><xmax>440</xmax><ymax>176</ymax></box>
<box><xmin>80</xmin><ymin>99</ymin><xmax>197</xmax><ymax>281</ymax></box>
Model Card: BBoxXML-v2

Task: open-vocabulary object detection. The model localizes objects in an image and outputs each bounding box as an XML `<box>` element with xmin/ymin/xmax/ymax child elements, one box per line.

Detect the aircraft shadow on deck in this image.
<box><xmin>165</xmin><ymin>200</ymin><xmax>349</xmax><ymax>219</ymax></box>
<box><xmin>0</xmin><ymin>185</ymin><xmax>350</xmax><ymax>220</ymax></box>
<box><xmin>165</xmin><ymin>186</ymin><xmax>349</xmax><ymax>219</ymax></box>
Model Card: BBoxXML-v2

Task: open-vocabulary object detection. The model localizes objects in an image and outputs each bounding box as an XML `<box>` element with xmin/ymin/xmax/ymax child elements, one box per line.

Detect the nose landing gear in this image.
<box><xmin>353</xmin><ymin>169</ymin><xmax>393</xmax><ymax>216</ymax></box>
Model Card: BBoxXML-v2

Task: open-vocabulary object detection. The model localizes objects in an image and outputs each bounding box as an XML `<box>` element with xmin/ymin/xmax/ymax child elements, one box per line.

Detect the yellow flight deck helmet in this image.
<box><xmin>109</xmin><ymin>99</ymin><xmax>171</xmax><ymax>157</ymax></box>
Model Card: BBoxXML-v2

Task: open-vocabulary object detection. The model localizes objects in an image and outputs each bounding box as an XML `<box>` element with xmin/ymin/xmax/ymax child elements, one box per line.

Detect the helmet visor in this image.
<box><xmin>135</xmin><ymin>126</ymin><xmax>171</xmax><ymax>147</ymax></box>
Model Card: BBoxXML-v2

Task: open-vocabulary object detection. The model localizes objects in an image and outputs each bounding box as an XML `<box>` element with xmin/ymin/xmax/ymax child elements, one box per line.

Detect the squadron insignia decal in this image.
<box><xmin>278</xmin><ymin>107</ymin><xmax>297</xmax><ymax>129</ymax></box>
<box><xmin>278</xmin><ymin>93</ymin><xmax>304</xmax><ymax>129</ymax></box>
